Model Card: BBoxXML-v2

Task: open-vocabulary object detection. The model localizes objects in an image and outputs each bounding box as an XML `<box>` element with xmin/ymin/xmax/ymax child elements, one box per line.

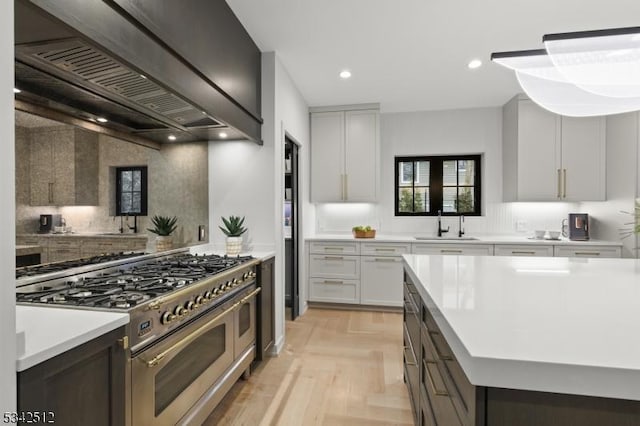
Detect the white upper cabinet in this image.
<box><xmin>503</xmin><ymin>96</ymin><xmax>606</xmax><ymax>201</ymax></box>
<box><xmin>310</xmin><ymin>105</ymin><xmax>379</xmax><ymax>202</ymax></box>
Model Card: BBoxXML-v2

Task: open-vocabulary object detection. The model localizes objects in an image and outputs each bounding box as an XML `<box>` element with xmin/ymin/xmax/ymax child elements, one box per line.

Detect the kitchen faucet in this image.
<box><xmin>458</xmin><ymin>215</ymin><xmax>465</xmax><ymax>238</ymax></box>
<box><xmin>437</xmin><ymin>210</ymin><xmax>449</xmax><ymax>237</ymax></box>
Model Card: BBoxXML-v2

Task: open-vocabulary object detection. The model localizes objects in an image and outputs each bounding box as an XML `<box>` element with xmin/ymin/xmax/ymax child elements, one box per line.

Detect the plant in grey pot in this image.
<box><xmin>219</xmin><ymin>215</ymin><xmax>247</xmax><ymax>255</ymax></box>
<box><xmin>147</xmin><ymin>215</ymin><xmax>178</xmax><ymax>252</ymax></box>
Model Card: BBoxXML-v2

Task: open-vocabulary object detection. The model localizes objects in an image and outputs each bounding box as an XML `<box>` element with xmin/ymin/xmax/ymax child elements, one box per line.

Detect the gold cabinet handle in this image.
<box><xmin>344</xmin><ymin>174</ymin><xmax>348</xmax><ymax>200</ymax></box>
<box><xmin>323</xmin><ymin>280</ymin><xmax>344</xmax><ymax>284</ymax></box>
<box><xmin>557</xmin><ymin>169</ymin><xmax>561</xmax><ymax>199</ymax></box>
<box><xmin>440</xmin><ymin>249</ymin><xmax>463</xmax><ymax>254</ymax></box>
<box><xmin>145</xmin><ymin>287</ymin><xmax>261</xmax><ymax>368</ymax></box>
<box><xmin>373</xmin><ymin>257</ymin><xmax>397</xmax><ymax>262</ymax></box>
<box><xmin>424</xmin><ymin>359</ymin><xmax>449</xmax><ymax>396</ymax></box>
<box><xmin>323</xmin><ymin>256</ymin><xmax>344</xmax><ymax>260</ymax></box>
<box><xmin>574</xmin><ymin>251</ymin><xmax>600</xmax><ymax>256</ymax></box>
<box><xmin>375</xmin><ymin>248</ymin><xmax>396</xmax><ymax>252</ymax></box>
<box><xmin>563</xmin><ymin>169</ymin><xmax>567</xmax><ymax>198</ymax></box>
<box><xmin>511</xmin><ymin>251</ymin><xmax>536</xmax><ymax>255</ymax></box>
<box><xmin>427</xmin><ymin>330</ymin><xmax>453</xmax><ymax>361</ymax></box>
<box><xmin>323</xmin><ymin>246</ymin><xmax>344</xmax><ymax>252</ymax></box>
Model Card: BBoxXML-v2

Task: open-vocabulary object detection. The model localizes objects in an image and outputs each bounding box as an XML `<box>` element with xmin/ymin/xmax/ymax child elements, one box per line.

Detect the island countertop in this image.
<box><xmin>402</xmin><ymin>254</ymin><xmax>640</xmax><ymax>401</ymax></box>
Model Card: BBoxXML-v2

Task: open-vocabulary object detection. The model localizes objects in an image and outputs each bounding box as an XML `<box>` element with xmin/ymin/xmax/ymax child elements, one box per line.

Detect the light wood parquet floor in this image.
<box><xmin>203</xmin><ymin>308</ymin><xmax>413</xmax><ymax>426</ymax></box>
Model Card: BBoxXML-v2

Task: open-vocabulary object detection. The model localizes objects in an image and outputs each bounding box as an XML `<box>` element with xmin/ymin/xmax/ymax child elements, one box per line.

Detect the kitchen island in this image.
<box><xmin>402</xmin><ymin>254</ymin><xmax>640</xmax><ymax>425</ymax></box>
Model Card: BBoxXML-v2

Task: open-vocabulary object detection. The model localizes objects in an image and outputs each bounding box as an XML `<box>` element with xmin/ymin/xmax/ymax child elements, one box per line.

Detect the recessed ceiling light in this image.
<box><xmin>219</xmin><ymin>132</ymin><xmax>228</xmax><ymax>138</ymax></box>
<box><xmin>96</xmin><ymin>117</ymin><xmax>108</xmax><ymax>123</ymax></box>
<box><xmin>168</xmin><ymin>135</ymin><xmax>177</xmax><ymax>141</ymax></box>
<box><xmin>468</xmin><ymin>59</ymin><xmax>482</xmax><ymax>69</ymax></box>
<box><xmin>13</xmin><ymin>88</ymin><xmax>21</xmax><ymax>94</ymax></box>
<box><xmin>339</xmin><ymin>70</ymin><xmax>352</xmax><ymax>79</ymax></box>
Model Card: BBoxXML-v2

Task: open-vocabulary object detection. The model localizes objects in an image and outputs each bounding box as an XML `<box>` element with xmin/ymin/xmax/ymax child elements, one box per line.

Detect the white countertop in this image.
<box><xmin>15</xmin><ymin>306</ymin><xmax>129</xmax><ymax>371</ymax></box>
<box><xmin>307</xmin><ymin>233</ymin><xmax>622</xmax><ymax>246</ymax></box>
<box><xmin>403</xmin><ymin>254</ymin><xmax>640</xmax><ymax>401</ymax></box>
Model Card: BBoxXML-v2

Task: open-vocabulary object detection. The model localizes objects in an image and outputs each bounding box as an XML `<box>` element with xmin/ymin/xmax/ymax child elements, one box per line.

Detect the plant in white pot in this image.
<box><xmin>219</xmin><ymin>215</ymin><xmax>247</xmax><ymax>256</ymax></box>
<box><xmin>147</xmin><ymin>215</ymin><xmax>178</xmax><ymax>252</ymax></box>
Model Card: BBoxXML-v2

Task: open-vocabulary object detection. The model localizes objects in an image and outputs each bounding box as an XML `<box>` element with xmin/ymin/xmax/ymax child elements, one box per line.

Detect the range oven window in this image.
<box><xmin>154</xmin><ymin>324</ymin><xmax>226</xmax><ymax>416</ymax></box>
<box><xmin>116</xmin><ymin>166</ymin><xmax>148</xmax><ymax>216</ymax></box>
<box><xmin>238</xmin><ymin>303</ymin><xmax>251</xmax><ymax>336</ymax></box>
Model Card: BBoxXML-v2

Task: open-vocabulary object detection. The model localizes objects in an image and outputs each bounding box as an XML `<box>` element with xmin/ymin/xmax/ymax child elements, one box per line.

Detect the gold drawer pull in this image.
<box><xmin>511</xmin><ymin>251</ymin><xmax>536</xmax><ymax>255</ymax></box>
<box><xmin>428</xmin><ymin>330</ymin><xmax>453</xmax><ymax>361</ymax></box>
<box><xmin>323</xmin><ymin>247</ymin><xmax>344</xmax><ymax>251</ymax></box>
<box><xmin>424</xmin><ymin>360</ymin><xmax>449</xmax><ymax>396</ymax></box>
<box><xmin>375</xmin><ymin>248</ymin><xmax>396</xmax><ymax>252</ymax></box>
<box><xmin>323</xmin><ymin>280</ymin><xmax>344</xmax><ymax>284</ymax></box>
<box><xmin>440</xmin><ymin>249</ymin><xmax>463</xmax><ymax>254</ymax></box>
<box><xmin>323</xmin><ymin>256</ymin><xmax>344</xmax><ymax>260</ymax></box>
<box><xmin>374</xmin><ymin>258</ymin><xmax>397</xmax><ymax>262</ymax></box>
<box><xmin>575</xmin><ymin>252</ymin><xmax>600</xmax><ymax>256</ymax></box>
<box><xmin>403</xmin><ymin>346</ymin><xmax>417</xmax><ymax>366</ymax></box>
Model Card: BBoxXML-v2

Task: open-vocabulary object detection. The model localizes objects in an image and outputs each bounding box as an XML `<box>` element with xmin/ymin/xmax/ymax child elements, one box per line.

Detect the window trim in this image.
<box><xmin>394</xmin><ymin>155</ymin><xmax>481</xmax><ymax>217</ymax></box>
<box><xmin>115</xmin><ymin>166</ymin><xmax>148</xmax><ymax>216</ymax></box>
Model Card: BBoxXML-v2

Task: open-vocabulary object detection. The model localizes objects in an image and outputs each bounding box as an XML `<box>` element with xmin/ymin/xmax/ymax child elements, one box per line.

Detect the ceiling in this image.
<box><xmin>227</xmin><ymin>0</ymin><xmax>640</xmax><ymax>113</ymax></box>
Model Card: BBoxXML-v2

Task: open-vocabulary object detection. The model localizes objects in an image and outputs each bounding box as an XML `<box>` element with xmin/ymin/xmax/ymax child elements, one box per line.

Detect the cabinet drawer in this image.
<box><xmin>309</xmin><ymin>254</ymin><xmax>360</xmax><ymax>279</ymax></box>
<box><xmin>494</xmin><ymin>244</ymin><xmax>553</xmax><ymax>257</ymax></box>
<box><xmin>309</xmin><ymin>241</ymin><xmax>359</xmax><ymax>255</ymax></box>
<box><xmin>308</xmin><ymin>278</ymin><xmax>360</xmax><ymax>304</ymax></box>
<box><xmin>421</xmin><ymin>330</ymin><xmax>462</xmax><ymax>426</ymax></box>
<box><xmin>361</xmin><ymin>256</ymin><xmax>403</xmax><ymax>307</ymax></box>
<box><xmin>360</xmin><ymin>242</ymin><xmax>411</xmax><ymax>257</ymax></box>
<box><xmin>553</xmin><ymin>245</ymin><xmax>622</xmax><ymax>258</ymax></box>
<box><xmin>422</xmin><ymin>307</ymin><xmax>478</xmax><ymax>426</ymax></box>
<box><xmin>17</xmin><ymin>236</ymin><xmax>41</xmax><ymax>246</ymax></box>
<box><xmin>412</xmin><ymin>243</ymin><xmax>494</xmax><ymax>256</ymax></box>
<box><xmin>49</xmin><ymin>248</ymin><xmax>81</xmax><ymax>262</ymax></box>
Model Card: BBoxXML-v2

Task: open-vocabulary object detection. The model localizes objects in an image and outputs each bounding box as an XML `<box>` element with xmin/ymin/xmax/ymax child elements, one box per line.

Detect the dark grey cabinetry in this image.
<box><xmin>404</xmin><ymin>270</ymin><xmax>640</xmax><ymax>426</ymax></box>
<box><xmin>18</xmin><ymin>326</ymin><xmax>127</xmax><ymax>426</ymax></box>
<box><xmin>256</xmin><ymin>256</ymin><xmax>275</xmax><ymax>362</ymax></box>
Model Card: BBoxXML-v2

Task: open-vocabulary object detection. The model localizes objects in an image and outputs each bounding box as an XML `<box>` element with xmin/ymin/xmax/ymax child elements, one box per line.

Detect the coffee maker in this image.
<box><xmin>562</xmin><ymin>213</ymin><xmax>590</xmax><ymax>241</ymax></box>
<box><xmin>39</xmin><ymin>214</ymin><xmax>61</xmax><ymax>233</ymax></box>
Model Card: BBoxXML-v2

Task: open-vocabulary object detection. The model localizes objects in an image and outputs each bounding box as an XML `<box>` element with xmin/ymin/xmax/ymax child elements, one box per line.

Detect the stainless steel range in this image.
<box><xmin>16</xmin><ymin>250</ymin><xmax>261</xmax><ymax>426</ymax></box>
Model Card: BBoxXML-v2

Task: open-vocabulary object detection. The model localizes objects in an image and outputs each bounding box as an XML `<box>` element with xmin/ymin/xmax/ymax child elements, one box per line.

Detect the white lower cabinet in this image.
<box><xmin>360</xmin><ymin>256</ymin><xmax>404</xmax><ymax>307</ymax></box>
<box><xmin>309</xmin><ymin>278</ymin><xmax>360</xmax><ymax>304</ymax></box>
<box><xmin>309</xmin><ymin>254</ymin><xmax>360</xmax><ymax>279</ymax></box>
<box><xmin>553</xmin><ymin>245</ymin><xmax>622</xmax><ymax>258</ymax></box>
<box><xmin>494</xmin><ymin>244</ymin><xmax>554</xmax><ymax>257</ymax></box>
<box><xmin>411</xmin><ymin>243</ymin><xmax>494</xmax><ymax>256</ymax></box>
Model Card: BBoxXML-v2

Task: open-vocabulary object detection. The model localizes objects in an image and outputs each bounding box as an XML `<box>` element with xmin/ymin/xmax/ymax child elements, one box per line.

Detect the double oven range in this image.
<box><xmin>16</xmin><ymin>249</ymin><xmax>261</xmax><ymax>425</ymax></box>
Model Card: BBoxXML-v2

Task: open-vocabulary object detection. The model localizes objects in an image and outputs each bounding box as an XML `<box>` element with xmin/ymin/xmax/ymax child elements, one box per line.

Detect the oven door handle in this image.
<box><xmin>145</xmin><ymin>287</ymin><xmax>261</xmax><ymax>368</ymax></box>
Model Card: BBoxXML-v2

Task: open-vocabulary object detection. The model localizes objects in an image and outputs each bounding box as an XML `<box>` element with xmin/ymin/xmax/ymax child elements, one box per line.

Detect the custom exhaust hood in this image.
<box><xmin>15</xmin><ymin>0</ymin><xmax>262</xmax><ymax>144</ymax></box>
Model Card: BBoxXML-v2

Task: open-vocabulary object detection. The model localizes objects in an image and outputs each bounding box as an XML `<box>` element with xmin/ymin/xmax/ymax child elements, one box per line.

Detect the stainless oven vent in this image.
<box><xmin>18</xmin><ymin>39</ymin><xmax>221</xmax><ymax>129</ymax></box>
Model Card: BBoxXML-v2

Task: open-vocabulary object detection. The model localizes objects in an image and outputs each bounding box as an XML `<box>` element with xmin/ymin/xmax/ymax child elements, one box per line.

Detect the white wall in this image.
<box><xmin>315</xmin><ymin>106</ymin><xmax>638</xmax><ymax>257</ymax></box>
<box><xmin>1</xmin><ymin>0</ymin><xmax>16</xmax><ymax>413</ymax></box>
<box><xmin>208</xmin><ymin>51</ymin><xmax>309</xmax><ymax>353</ymax></box>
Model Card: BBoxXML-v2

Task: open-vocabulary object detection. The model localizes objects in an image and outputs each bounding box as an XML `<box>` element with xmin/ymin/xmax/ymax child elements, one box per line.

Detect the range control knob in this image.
<box><xmin>174</xmin><ymin>306</ymin><xmax>187</xmax><ymax>317</ymax></box>
<box><xmin>213</xmin><ymin>288</ymin><xmax>221</xmax><ymax>295</ymax></box>
<box><xmin>249</xmin><ymin>271</ymin><xmax>256</xmax><ymax>278</ymax></box>
<box><xmin>243</xmin><ymin>272</ymin><xmax>249</xmax><ymax>280</ymax></box>
<box><xmin>195</xmin><ymin>296</ymin><xmax>205</xmax><ymax>306</ymax></box>
<box><xmin>185</xmin><ymin>301</ymin><xmax>195</xmax><ymax>311</ymax></box>
<box><xmin>232</xmin><ymin>278</ymin><xmax>240</xmax><ymax>286</ymax></box>
<box><xmin>161</xmin><ymin>311</ymin><xmax>176</xmax><ymax>324</ymax></box>
<box><xmin>204</xmin><ymin>291</ymin><xmax>213</xmax><ymax>300</ymax></box>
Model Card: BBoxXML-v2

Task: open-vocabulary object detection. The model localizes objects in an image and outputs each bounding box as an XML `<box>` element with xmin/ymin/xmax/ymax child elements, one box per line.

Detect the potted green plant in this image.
<box><xmin>219</xmin><ymin>215</ymin><xmax>247</xmax><ymax>255</ymax></box>
<box><xmin>147</xmin><ymin>215</ymin><xmax>178</xmax><ymax>251</ymax></box>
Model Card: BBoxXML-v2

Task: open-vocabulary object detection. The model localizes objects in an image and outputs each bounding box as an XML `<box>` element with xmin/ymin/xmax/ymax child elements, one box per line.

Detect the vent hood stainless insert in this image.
<box><xmin>15</xmin><ymin>0</ymin><xmax>256</xmax><ymax>144</ymax></box>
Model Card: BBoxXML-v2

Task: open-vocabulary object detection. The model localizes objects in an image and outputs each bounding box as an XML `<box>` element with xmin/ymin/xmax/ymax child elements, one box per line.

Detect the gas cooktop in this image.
<box><xmin>16</xmin><ymin>253</ymin><xmax>254</xmax><ymax>310</ymax></box>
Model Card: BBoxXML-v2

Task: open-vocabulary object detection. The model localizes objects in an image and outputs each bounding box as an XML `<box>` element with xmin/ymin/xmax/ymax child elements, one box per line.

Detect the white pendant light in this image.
<box><xmin>492</xmin><ymin>49</ymin><xmax>640</xmax><ymax>116</ymax></box>
<box><xmin>492</xmin><ymin>26</ymin><xmax>640</xmax><ymax>117</ymax></box>
<box><xmin>544</xmin><ymin>27</ymin><xmax>640</xmax><ymax>98</ymax></box>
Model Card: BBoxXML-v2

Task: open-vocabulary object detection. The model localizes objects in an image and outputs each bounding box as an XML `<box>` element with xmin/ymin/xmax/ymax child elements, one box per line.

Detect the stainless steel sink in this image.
<box><xmin>414</xmin><ymin>236</ymin><xmax>478</xmax><ymax>241</ymax></box>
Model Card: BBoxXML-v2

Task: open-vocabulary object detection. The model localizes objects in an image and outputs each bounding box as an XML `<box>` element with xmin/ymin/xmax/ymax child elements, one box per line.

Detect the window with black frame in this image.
<box><xmin>116</xmin><ymin>166</ymin><xmax>148</xmax><ymax>216</ymax></box>
<box><xmin>395</xmin><ymin>155</ymin><xmax>481</xmax><ymax>216</ymax></box>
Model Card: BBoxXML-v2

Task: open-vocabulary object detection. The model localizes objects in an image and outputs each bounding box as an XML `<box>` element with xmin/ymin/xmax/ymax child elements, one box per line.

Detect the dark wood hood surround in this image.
<box><xmin>15</xmin><ymin>0</ymin><xmax>263</xmax><ymax>144</ymax></box>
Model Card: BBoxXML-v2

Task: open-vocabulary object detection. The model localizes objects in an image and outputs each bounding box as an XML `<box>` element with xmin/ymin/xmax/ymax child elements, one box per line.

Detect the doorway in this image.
<box><xmin>284</xmin><ymin>136</ymin><xmax>299</xmax><ymax>320</ymax></box>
